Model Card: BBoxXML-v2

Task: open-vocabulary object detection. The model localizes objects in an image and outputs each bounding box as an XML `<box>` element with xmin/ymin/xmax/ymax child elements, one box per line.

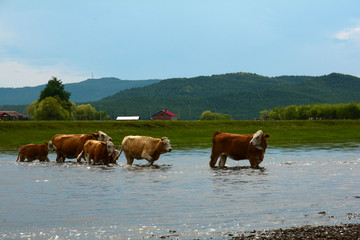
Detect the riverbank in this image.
<box><xmin>1</xmin><ymin>120</ymin><xmax>360</xmax><ymax>150</ymax></box>
<box><xmin>230</xmin><ymin>223</ymin><xmax>360</xmax><ymax>240</ymax></box>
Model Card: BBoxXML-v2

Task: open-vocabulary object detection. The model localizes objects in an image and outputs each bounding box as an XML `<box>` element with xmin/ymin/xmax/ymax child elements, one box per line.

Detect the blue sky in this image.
<box><xmin>1</xmin><ymin>0</ymin><xmax>359</xmax><ymax>87</ymax></box>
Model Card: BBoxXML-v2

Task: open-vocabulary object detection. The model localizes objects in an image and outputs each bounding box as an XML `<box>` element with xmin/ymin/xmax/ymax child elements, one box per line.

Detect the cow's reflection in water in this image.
<box><xmin>124</xmin><ymin>163</ymin><xmax>173</xmax><ymax>171</ymax></box>
<box><xmin>211</xmin><ymin>165</ymin><xmax>269</xmax><ymax>190</ymax></box>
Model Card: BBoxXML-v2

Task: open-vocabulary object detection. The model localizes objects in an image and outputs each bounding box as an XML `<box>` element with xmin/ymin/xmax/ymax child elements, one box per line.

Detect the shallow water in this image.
<box><xmin>1</xmin><ymin>142</ymin><xmax>360</xmax><ymax>239</ymax></box>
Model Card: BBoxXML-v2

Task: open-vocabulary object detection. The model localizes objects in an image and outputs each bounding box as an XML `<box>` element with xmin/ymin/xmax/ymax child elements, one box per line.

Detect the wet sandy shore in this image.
<box><xmin>230</xmin><ymin>223</ymin><xmax>360</xmax><ymax>240</ymax></box>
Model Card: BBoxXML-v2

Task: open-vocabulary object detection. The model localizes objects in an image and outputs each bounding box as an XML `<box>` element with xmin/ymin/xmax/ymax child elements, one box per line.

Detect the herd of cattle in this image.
<box><xmin>15</xmin><ymin>130</ymin><xmax>270</xmax><ymax>168</ymax></box>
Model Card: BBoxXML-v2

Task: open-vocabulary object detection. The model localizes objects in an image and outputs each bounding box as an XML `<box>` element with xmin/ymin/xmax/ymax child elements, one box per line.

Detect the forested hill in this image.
<box><xmin>0</xmin><ymin>77</ymin><xmax>160</xmax><ymax>105</ymax></box>
<box><xmin>91</xmin><ymin>72</ymin><xmax>360</xmax><ymax>120</ymax></box>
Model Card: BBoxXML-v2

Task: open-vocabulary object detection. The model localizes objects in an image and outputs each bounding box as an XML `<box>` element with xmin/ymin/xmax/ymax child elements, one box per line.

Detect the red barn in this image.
<box><xmin>0</xmin><ymin>111</ymin><xmax>29</xmax><ymax>121</ymax></box>
<box><xmin>151</xmin><ymin>110</ymin><xmax>177</xmax><ymax>121</ymax></box>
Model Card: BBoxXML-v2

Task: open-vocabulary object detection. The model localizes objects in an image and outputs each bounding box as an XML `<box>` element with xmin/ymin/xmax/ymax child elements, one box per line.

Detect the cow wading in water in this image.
<box><xmin>77</xmin><ymin>140</ymin><xmax>120</xmax><ymax>165</ymax></box>
<box><xmin>120</xmin><ymin>136</ymin><xmax>172</xmax><ymax>165</ymax></box>
<box><xmin>16</xmin><ymin>142</ymin><xmax>56</xmax><ymax>162</ymax></box>
<box><xmin>210</xmin><ymin>130</ymin><xmax>270</xmax><ymax>168</ymax></box>
<box><xmin>52</xmin><ymin>131</ymin><xmax>112</xmax><ymax>163</ymax></box>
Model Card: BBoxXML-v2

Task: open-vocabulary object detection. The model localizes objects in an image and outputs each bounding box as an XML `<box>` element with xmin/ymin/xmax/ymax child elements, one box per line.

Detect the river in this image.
<box><xmin>0</xmin><ymin>142</ymin><xmax>359</xmax><ymax>239</ymax></box>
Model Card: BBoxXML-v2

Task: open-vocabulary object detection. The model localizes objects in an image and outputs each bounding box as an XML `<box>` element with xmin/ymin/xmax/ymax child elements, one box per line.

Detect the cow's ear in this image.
<box><xmin>44</xmin><ymin>142</ymin><xmax>48</xmax><ymax>145</ymax></box>
<box><xmin>92</xmin><ymin>133</ymin><xmax>99</xmax><ymax>138</ymax></box>
<box><xmin>264</xmin><ymin>134</ymin><xmax>270</xmax><ymax>138</ymax></box>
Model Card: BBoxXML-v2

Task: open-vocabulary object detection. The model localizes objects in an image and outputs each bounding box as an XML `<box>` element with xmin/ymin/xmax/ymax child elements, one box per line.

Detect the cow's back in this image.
<box><xmin>18</xmin><ymin>143</ymin><xmax>48</xmax><ymax>161</ymax></box>
<box><xmin>85</xmin><ymin>140</ymin><xmax>112</xmax><ymax>164</ymax></box>
<box><xmin>122</xmin><ymin>136</ymin><xmax>156</xmax><ymax>158</ymax></box>
<box><xmin>52</xmin><ymin>134</ymin><xmax>95</xmax><ymax>159</ymax></box>
<box><xmin>212</xmin><ymin>131</ymin><xmax>253</xmax><ymax>160</ymax></box>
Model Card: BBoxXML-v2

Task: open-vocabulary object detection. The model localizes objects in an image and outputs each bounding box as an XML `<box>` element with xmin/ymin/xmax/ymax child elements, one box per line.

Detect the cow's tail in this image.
<box><xmin>16</xmin><ymin>152</ymin><xmax>20</xmax><ymax>162</ymax></box>
<box><xmin>77</xmin><ymin>151</ymin><xmax>84</xmax><ymax>163</ymax></box>
<box><xmin>118</xmin><ymin>146</ymin><xmax>123</xmax><ymax>158</ymax></box>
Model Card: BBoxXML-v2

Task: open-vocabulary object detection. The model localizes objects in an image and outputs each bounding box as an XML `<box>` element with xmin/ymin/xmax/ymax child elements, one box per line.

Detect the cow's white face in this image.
<box><xmin>106</xmin><ymin>140</ymin><xmax>116</xmax><ymax>156</ymax></box>
<box><xmin>161</xmin><ymin>137</ymin><xmax>172</xmax><ymax>152</ymax></box>
<box><xmin>98</xmin><ymin>131</ymin><xmax>112</xmax><ymax>142</ymax></box>
<box><xmin>48</xmin><ymin>141</ymin><xmax>57</xmax><ymax>151</ymax></box>
<box><xmin>111</xmin><ymin>149</ymin><xmax>120</xmax><ymax>161</ymax></box>
<box><xmin>250</xmin><ymin>130</ymin><xmax>264</xmax><ymax>150</ymax></box>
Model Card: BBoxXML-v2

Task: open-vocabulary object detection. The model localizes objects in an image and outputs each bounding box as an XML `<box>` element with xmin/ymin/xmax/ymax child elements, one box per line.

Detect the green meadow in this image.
<box><xmin>1</xmin><ymin>120</ymin><xmax>360</xmax><ymax>150</ymax></box>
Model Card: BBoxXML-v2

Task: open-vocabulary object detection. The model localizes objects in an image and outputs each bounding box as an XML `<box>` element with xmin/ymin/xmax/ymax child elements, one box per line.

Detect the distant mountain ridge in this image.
<box><xmin>0</xmin><ymin>78</ymin><xmax>160</xmax><ymax>105</ymax></box>
<box><xmin>1</xmin><ymin>72</ymin><xmax>360</xmax><ymax>120</ymax></box>
<box><xmin>89</xmin><ymin>72</ymin><xmax>360</xmax><ymax>120</ymax></box>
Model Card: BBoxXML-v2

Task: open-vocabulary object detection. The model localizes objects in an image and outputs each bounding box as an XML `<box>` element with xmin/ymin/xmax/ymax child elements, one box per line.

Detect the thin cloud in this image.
<box><xmin>0</xmin><ymin>61</ymin><xmax>88</xmax><ymax>88</ymax></box>
<box><xmin>335</xmin><ymin>26</ymin><xmax>360</xmax><ymax>41</ymax></box>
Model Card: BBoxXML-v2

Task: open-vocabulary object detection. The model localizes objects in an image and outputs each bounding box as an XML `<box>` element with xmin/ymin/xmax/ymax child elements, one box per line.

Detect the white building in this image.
<box><xmin>116</xmin><ymin>116</ymin><xmax>140</xmax><ymax>121</ymax></box>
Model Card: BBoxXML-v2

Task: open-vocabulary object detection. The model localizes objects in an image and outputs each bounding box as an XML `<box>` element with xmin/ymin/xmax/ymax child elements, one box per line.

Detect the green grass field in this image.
<box><xmin>1</xmin><ymin>120</ymin><xmax>360</xmax><ymax>150</ymax></box>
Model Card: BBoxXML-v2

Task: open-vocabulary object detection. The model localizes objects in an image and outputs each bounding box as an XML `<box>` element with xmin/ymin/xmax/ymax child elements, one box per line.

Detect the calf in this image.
<box><xmin>77</xmin><ymin>140</ymin><xmax>119</xmax><ymax>165</ymax></box>
<box><xmin>210</xmin><ymin>130</ymin><xmax>270</xmax><ymax>168</ymax></box>
<box><xmin>52</xmin><ymin>131</ymin><xmax>112</xmax><ymax>163</ymax></box>
<box><xmin>16</xmin><ymin>141</ymin><xmax>56</xmax><ymax>162</ymax></box>
<box><xmin>120</xmin><ymin>136</ymin><xmax>172</xmax><ymax>165</ymax></box>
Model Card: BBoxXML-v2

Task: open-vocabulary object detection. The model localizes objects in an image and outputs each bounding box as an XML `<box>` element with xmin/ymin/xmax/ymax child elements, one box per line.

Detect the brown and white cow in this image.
<box><xmin>119</xmin><ymin>136</ymin><xmax>172</xmax><ymax>165</ymax></box>
<box><xmin>51</xmin><ymin>131</ymin><xmax>112</xmax><ymax>163</ymax></box>
<box><xmin>77</xmin><ymin>140</ymin><xmax>119</xmax><ymax>165</ymax></box>
<box><xmin>16</xmin><ymin>141</ymin><xmax>56</xmax><ymax>162</ymax></box>
<box><xmin>210</xmin><ymin>130</ymin><xmax>270</xmax><ymax>168</ymax></box>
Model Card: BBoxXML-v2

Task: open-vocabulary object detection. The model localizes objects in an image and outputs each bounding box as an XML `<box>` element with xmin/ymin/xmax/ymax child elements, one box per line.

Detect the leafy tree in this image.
<box><xmin>200</xmin><ymin>110</ymin><xmax>232</xmax><ymax>120</ymax></box>
<box><xmin>283</xmin><ymin>105</ymin><xmax>299</xmax><ymax>120</ymax></box>
<box><xmin>95</xmin><ymin>111</ymin><xmax>110</xmax><ymax>120</ymax></box>
<box><xmin>76</xmin><ymin>104</ymin><xmax>97</xmax><ymax>120</ymax></box>
<box><xmin>263</xmin><ymin>103</ymin><xmax>360</xmax><ymax>120</ymax></box>
<box><xmin>27</xmin><ymin>77</ymin><xmax>76</xmax><ymax>120</ymax></box>
<box><xmin>26</xmin><ymin>102</ymin><xmax>37</xmax><ymax>118</ymax></box>
<box><xmin>260</xmin><ymin>109</ymin><xmax>270</xmax><ymax>120</ymax></box>
<box><xmin>268</xmin><ymin>106</ymin><xmax>284</xmax><ymax>120</ymax></box>
<box><xmin>39</xmin><ymin>76</ymin><xmax>71</xmax><ymax>102</ymax></box>
<box><xmin>33</xmin><ymin>97</ymin><xmax>73</xmax><ymax>120</ymax></box>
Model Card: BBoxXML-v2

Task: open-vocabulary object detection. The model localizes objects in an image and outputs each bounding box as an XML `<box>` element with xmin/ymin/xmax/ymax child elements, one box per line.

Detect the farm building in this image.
<box><xmin>151</xmin><ymin>110</ymin><xmax>177</xmax><ymax>121</ymax></box>
<box><xmin>116</xmin><ymin>116</ymin><xmax>140</xmax><ymax>121</ymax></box>
<box><xmin>0</xmin><ymin>111</ymin><xmax>29</xmax><ymax>121</ymax></box>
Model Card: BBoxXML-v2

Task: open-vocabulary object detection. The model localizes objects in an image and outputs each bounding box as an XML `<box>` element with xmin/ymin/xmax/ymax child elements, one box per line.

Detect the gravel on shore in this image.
<box><xmin>230</xmin><ymin>223</ymin><xmax>360</xmax><ymax>240</ymax></box>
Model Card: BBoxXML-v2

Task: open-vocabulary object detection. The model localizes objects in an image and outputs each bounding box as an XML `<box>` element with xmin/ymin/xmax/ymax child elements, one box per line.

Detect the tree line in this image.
<box><xmin>27</xmin><ymin>77</ymin><xmax>109</xmax><ymax>120</ymax></box>
<box><xmin>260</xmin><ymin>103</ymin><xmax>360</xmax><ymax>120</ymax></box>
<box><xmin>200</xmin><ymin>110</ymin><xmax>232</xmax><ymax>120</ymax></box>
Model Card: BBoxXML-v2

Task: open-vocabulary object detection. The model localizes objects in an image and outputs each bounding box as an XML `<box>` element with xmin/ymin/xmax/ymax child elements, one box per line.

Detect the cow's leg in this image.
<box><xmin>84</xmin><ymin>152</ymin><xmax>89</xmax><ymax>164</ymax></box>
<box><xmin>56</xmin><ymin>153</ymin><xmax>65</xmax><ymax>163</ymax></box>
<box><xmin>19</xmin><ymin>155</ymin><xmax>25</xmax><ymax>162</ymax></box>
<box><xmin>142</xmin><ymin>153</ymin><xmax>154</xmax><ymax>165</ymax></box>
<box><xmin>219</xmin><ymin>154</ymin><xmax>227</xmax><ymax>168</ymax></box>
<box><xmin>124</xmin><ymin>152</ymin><xmax>134</xmax><ymax>165</ymax></box>
<box><xmin>209</xmin><ymin>150</ymin><xmax>220</xmax><ymax>168</ymax></box>
<box><xmin>45</xmin><ymin>156</ymin><xmax>50</xmax><ymax>162</ymax></box>
<box><xmin>58</xmin><ymin>156</ymin><xmax>65</xmax><ymax>163</ymax></box>
<box><xmin>55</xmin><ymin>155</ymin><xmax>60</xmax><ymax>162</ymax></box>
<box><xmin>92</xmin><ymin>156</ymin><xmax>98</xmax><ymax>165</ymax></box>
<box><xmin>249</xmin><ymin>157</ymin><xmax>259</xmax><ymax>168</ymax></box>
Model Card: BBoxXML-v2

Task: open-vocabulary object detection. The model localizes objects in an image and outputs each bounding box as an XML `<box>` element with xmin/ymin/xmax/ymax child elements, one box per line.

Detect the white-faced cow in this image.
<box><xmin>77</xmin><ymin>140</ymin><xmax>120</xmax><ymax>165</ymax></box>
<box><xmin>51</xmin><ymin>131</ymin><xmax>112</xmax><ymax>163</ymax></box>
<box><xmin>210</xmin><ymin>130</ymin><xmax>270</xmax><ymax>168</ymax></box>
<box><xmin>16</xmin><ymin>141</ymin><xmax>56</xmax><ymax>162</ymax></box>
<box><xmin>120</xmin><ymin>136</ymin><xmax>172</xmax><ymax>165</ymax></box>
